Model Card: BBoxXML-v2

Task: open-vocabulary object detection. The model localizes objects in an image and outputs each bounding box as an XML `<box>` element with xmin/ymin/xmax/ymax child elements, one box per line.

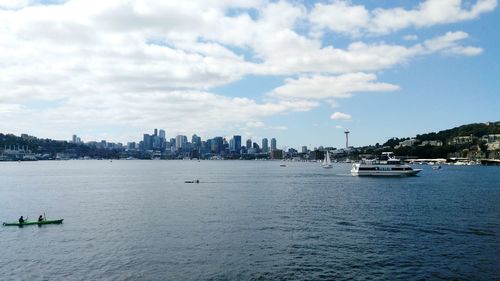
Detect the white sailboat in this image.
<box><xmin>322</xmin><ymin>151</ymin><xmax>333</xmax><ymax>169</ymax></box>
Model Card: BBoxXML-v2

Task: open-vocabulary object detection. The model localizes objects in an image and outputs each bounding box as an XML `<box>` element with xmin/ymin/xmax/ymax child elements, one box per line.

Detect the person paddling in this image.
<box><xmin>18</xmin><ymin>216</ymin><xmax>25</xmax><ymax>223</ymax></box>
<box><xmin>38</xmin><ymin>215</ymin><xmax>44</xmax><ymax>222</ymax></box>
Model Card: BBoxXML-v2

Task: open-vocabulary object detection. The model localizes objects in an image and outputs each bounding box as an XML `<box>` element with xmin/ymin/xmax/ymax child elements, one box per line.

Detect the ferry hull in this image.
<box><xmin>351</xmin><ymin>169</ymin><xmax>422</xmax><ymax>177</ymax></box>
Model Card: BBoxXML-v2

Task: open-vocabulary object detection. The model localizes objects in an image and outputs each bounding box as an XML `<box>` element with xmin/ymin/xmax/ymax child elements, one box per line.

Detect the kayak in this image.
<box><xmin>2</xmin><ymin>219</ymin><xmax>64</xmax><ymax>226</ymax></box>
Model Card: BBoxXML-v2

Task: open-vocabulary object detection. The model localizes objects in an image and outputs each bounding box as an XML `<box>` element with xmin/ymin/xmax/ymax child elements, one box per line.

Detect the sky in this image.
<box><xmin>0</xmin><ymin>0</ymin><xmax>499</xmax><ymax>149</ymax></box>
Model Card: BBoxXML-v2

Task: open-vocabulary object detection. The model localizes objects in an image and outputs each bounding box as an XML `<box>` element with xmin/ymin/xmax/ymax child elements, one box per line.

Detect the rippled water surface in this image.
<box><xmin>1</xmin><ymin>160</ymin><xmax>499</xmax><ymax>280</ymax></box>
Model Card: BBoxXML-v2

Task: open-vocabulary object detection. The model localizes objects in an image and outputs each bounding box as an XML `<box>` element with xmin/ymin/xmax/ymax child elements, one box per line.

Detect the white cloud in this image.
<box><xmin>0</xmin><ymin>0</ymin><xmax>491</xmax><ymax>141</ymax></box>
<box><xmin>335</xmin><ymin>125</ymin><xmax>344</xmax><ymax>129</ymax></box>
<box><xmin>423</xmin><ymin>31</ymin><xmax>483</xmax><ymax>56</ymax></box>
<box><xmin>330</xmin><ymin>112</ymin><xmax>352</xmax><ymax>121</ymax></box>
<box><xmin>309</xmin><ymin>1</ymin><xmax>369</xmax><ymax>36</ymax></box>
<box><xmin>246</xmin><ymin>121</ymin><xmax>266</xmax><ymax>128</ymax></box>
<box><xmin>269</xmin><ymin>73</ymin><xmax>400</xmax><ymax>100</ymax></box>
<box><xmin>403</xmin><ymin>35</ymin><xmax>418</xmax><ymax>41</ymax></box>
<box><xmin>310</xmin><ymin>0</ymin><xmax>497</xmax><ymax>36</ymax></box>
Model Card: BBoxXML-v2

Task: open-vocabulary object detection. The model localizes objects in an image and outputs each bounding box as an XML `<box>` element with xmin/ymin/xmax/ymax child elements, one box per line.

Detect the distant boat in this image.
<box><xmin>322</xmin><ymin>151</ymin><xmax>333</xmax><ymax>169</ymax></box>
<box><xmin>280</xmin><ymin>164</ymin><xmax>287</xmax><ymax>167</ymax></box>
<box><xmin>351</xmin><ymin>152</ymin><xmax>422</xmax><ymax>177</ymax></box>
<box><xmin>432</xmin><ymin>165</ymin><xmax>441</xmax><ymax>170</ymax></box>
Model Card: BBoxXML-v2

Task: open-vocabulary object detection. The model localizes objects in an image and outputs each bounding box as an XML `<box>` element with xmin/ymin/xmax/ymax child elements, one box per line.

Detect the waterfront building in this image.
<box><xmin>270</xmin><ymin>149</ymin><xmax>283</xmax><ymax>159</ymax></box>
<box><xmin>301</xmin><ymin>146</ymin><xmax>308</xmax><ymax>153</ymax></box>
<box><xmin>176</xmin><ymin>135</ymin><xmax>188</xmax><ymax>151</ymax></box>
<box><xmin>262</xmin><ymin>138</ymin><xmax>269</xmax><ymax>153</ymax></box>
<box><xmin>192</xmin><ymin>134</ymin><xmax>202</xmax><ymax>149</ymax></box>
<box><xmin>211</xmin><ymin>137</ymin><xmax>223</xmax><ymax>154</ymax></box>
<box><xmin>230</xmin><ymin>135</ymin><xmax>241</xmax><ymax>153</ymax></box>
<box><xmin>482</xmin><ymin>134</ymin><xmax>500</xmax><ymax>150</ymax></box>
<box><xmin>143</xmin><ymin>134</ymin><xmax>152</xmax><ymax>150</ymax></box>
<box><xmin>450</xmin><ymin>135</ymin><xmax>475</xmax><ymax>145</ymax></box>
<box><xmin>420</xmin><ymin>140</ymin><xmax>443</xmax><ymax>146</ymax></box>
<box><xmin>395</xmin><ymin>138</ymin><xmax>418</xmax><ymax>149</ymax></box>
<box><xmin>246</xmin><ymin>139</ymin><xmax>252</xmax><ymax>149</ymax></box>
<box><xmin>127</xmin><ymin>142</ymin><xmax>136</xmax><ymax>150</ymax></box>
<box><xmin>271</xmin><ymin>138</ymin><xmax>277</xmax><ymax>151</ymax></box>
<box><xmin>71</xmin><ymin>134</ymin><xmax>82</xmax><ymax>144</ymax></box>
<box><xmin>252</xmin><ymin>142</ymin><xmax>260</xmax><ymax>153</ymax></box>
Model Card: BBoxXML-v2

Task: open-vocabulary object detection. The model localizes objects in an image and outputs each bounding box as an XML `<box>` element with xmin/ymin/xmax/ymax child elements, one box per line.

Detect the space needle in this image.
<box><xmin>344</xmin><ymin>129</ymin><xmax>350</xmax><ymax>149</ymax></box>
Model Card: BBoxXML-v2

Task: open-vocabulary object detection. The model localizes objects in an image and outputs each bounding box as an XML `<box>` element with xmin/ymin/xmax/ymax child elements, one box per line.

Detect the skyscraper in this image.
<box><xmin>262</xmin><ymin>138</ymin><xmax>269</xmax><ymax>153</ymax></box>
<box><xmin>230</xmin><ymin>135</ymin><xmax>241</xmax><ymax>153</ymax></box>
<box><xmin>175</xmin><ymin>135</ymin><xmax>187</xmax><ymax>151</ymax></box>
<box><xmin>246</xmin><ymin>139</ymin><xmax>252</xmax><ymax>149</ymax></box>
<box><xmin>192</xmin><ymin>134</ymin><xmax>202</xmax><ymax>149</ymax></box>
<box><xmin>211</xmin><ymin>137</ymin><xmax>223</xmax><ymax>153</ymax></box>
<box><xmin>159</xmin><ymin>129</ymin><xmax>166</xmax><ymax>139</ymax></box>
<box><xmin>143</xmin><ymin>134</ymin><xmax>152</xmax><ymax>150</ymax></box>
<box><xmin>271</xmin><ymin>138</ymin><xmax>277</xmax><ymax>151</ymax></box>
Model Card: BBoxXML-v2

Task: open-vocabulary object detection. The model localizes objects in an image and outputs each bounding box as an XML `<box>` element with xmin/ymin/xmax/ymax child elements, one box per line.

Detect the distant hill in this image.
<box><xmin>414</xmin><ymin>121</ymin><xmax>500</xmax><ymax>143</ymax></box>
<box><xmin>380</xmin><ymin>121</ymin><xmax>500</xmax><ymax>159</ymax></box>
<box><xmin>383</xmin><ymin>121</ymin><xmax>500</xmax><ymax>147</ymax></box>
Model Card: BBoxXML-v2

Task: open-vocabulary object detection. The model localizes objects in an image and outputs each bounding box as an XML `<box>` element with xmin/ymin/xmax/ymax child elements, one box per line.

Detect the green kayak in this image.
<box><xmin>3</xmin><ymin>219</ymin><xmax>64</xmax><ymax>226</ymax></box>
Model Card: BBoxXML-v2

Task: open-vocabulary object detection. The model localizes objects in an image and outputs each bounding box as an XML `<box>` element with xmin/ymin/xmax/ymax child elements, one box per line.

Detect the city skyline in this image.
<box><xmin>1</xmin><ymin>1</ymin><xmax>499</xmax><ymax>148</ymax></box>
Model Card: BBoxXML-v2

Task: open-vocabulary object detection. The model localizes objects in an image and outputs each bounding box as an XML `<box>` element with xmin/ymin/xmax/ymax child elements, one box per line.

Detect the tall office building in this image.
<box><xmin>230</xmin><ymin>135</ymin><xmax>241</xmax><ymax>153</ymax></box>
<box><xmin>246</xmin><ymin>139</ymin><xmax>252</xmax><ymax>149</ymax></box>
<box><xmin>271</xmin><ymin>138</ymin><xmax>277</xmax><ymax>151</ymax></box>
<box><xmin>301</xmin><ymin>146</ymin><xmax>308</xmax><ymax>153</ymax></box>
<box><xmin>159</xmin><ymin>129</ymin><xmax>166</xmax><ymax>139</ymax></box>
<box><xmin>192</xmin><ymin>134</ymin><xmax>202</xmax><ymax>149</ymax></box>
<box><xmin>175</xmin><ymin>135</ymin><xmax>188</xmax><ymax>151</ymax></box>
<box><xmin>252</xmin><ymin>142</ymin><xmax>260</xmax><ymax>153</ymax></box>
<box><xmin>211</xmin><ymin>137</ymin><xmax>223</xmax><ymax>153</ymax></box>
<box><xmin>143</xmin><ymin>134</ymin><xmax>152</xmax><ymax>150</ymax></box>
<box><xmin>262</xmin><ymin>138</ymin><xmax>269</xmax><ymax>153</ymax></box>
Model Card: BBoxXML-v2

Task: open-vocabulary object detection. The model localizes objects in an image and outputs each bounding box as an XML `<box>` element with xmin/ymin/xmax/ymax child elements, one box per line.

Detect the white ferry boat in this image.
<box><xmin>351</xmin><ymin>152</ymin><xmax>422</xmax><ymax>177</ymax></box>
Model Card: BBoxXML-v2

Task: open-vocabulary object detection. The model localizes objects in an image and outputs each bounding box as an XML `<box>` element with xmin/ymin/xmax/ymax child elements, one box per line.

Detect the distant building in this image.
<box><xmin>230</xmin><ymin>135</ymin><xmax>241</xmax><ymax>153</ymax></box>
<box><xmin>301</xmin><ymin>146</ymin><xmax>308</xmax><ymax>153</ymax></box>
<box><xmin>395</xmin><ymin>138</ymin><xmax>418</xmax><ymax>149</ymax></box>
<box><xmin>211</xmin><ymin>137</ymin><xmax>223</xmax><ymax>154</ymax></box>
<box><xmin>252</xmin><ymin>142</ymin><xmax>260</xmax><ymax>153</ymax></box>
<box><xmin>420</xmin><ymin>140</ymin><xmax>443</xmax><ymax>147</ymax></box>
<box><xmin>271</xmin><ymin>138</ymin><xmax>277</xmax><ymax>151</ymax></box>
<box><xmin>246</xmin><ymin>139</ymin><xmax>252</xmax><ymax>149</ymax></box>
<box><xmin>482</xmin><ymin>134</ymin><xmax>500</xmax><ymax>150</ymax></box>
<box><xmin>262</xmin><ymin>138</ymin><xmax>269</xmax><ymax>153</ymax></box>
<box><xmin>71</xmin><ymin>134</ymin><xmax>82</xmax><ymax>144</ymax></box>
<box><xmin>143</xmin><ymin>134</ymin><xmax>152</xmax><ymax>150</ymax></box>
<box><xmin>192</xmin><ymin>134</ymin><xmax>202</xmax><ymax>149</ymax></box>
<box><xmin>270</xmin><ymin>149</ymin><xmax>283</xmax><ymax>159</ymax></box>
<box><xmin>450</xmin><ymin>135</ymin><xmax>475</xmax><ymax>145</ymax></box>
<box><xmin>175</xmin><ymin>135</ymin><xmax>188</xmax><ymax>151</ymax></box>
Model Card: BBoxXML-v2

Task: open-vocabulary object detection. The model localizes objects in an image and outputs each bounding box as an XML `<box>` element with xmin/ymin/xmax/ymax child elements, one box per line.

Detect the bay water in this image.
<box><xmin>0</xmin><ymin>160</ymin><xmax>498</xmax><ymax>280</ymax></box>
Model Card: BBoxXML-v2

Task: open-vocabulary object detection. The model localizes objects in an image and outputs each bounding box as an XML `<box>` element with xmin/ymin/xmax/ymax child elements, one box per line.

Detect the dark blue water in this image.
<box><xmin>1</xmin><ymin>161</ymin><xmax>499</xmax><ymax>280</ymax></box>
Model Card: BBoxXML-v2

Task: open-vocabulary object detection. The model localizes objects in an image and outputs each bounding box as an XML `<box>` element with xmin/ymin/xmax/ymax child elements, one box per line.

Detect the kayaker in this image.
<box><xmin>38</xmin><ymin>215</ymin><xmax>44</xmax><ymax>222</ymax></box>
<box><xmin>18</xmin><ymin>216</ymin><xmax>25</xmax><ymax>223</ymax></box>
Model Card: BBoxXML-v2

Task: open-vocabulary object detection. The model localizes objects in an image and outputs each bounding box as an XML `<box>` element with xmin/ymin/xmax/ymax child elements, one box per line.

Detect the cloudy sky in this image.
<box><xmin>0</xmin><ymin>0</ymin><xmax>498</xmax><ymax>148</ymax></box>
